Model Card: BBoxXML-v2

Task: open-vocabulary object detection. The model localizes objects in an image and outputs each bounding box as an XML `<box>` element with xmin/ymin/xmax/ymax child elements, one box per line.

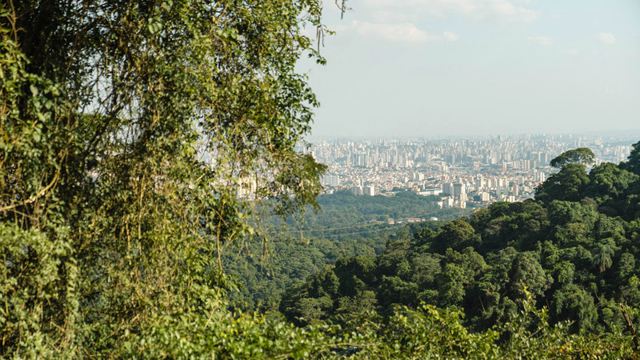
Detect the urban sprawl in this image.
<box><xmin>310</xmin><ymin>135</ymin><xmax>633</xmax><ymax>209</ymax></box>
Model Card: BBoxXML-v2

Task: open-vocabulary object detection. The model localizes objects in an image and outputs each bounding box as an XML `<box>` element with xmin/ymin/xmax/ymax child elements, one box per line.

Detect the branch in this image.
<box><xmin>620</xmin><ymin>303</ymin><xmax>639</xmax><ymax>351</ymax></box>
<box><xmin>0</xmin><ymin>168</ymin><xmax>60</xmax><ymax>213</ymax></box>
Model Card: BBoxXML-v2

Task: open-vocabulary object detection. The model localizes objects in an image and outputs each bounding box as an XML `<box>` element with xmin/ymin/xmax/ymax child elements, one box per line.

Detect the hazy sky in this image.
<box><xmin>303</xmin><ymin>0</ymin><xmax>640</xmax><ymax>138</ymax></box>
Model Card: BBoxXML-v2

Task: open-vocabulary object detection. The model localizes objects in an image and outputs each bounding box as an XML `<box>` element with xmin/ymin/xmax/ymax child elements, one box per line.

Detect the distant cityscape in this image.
<box><xmin>308</xmin><ymin>135</ymin><xmax>635</xmax><ymax>209</ymax></box>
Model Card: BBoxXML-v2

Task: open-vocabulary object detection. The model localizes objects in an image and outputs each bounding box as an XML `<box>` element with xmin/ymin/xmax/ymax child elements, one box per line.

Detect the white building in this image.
<box><xmin>363</xmin><ymin>185</ymin><xmax>376</xmax><ymax>196</ymax></box>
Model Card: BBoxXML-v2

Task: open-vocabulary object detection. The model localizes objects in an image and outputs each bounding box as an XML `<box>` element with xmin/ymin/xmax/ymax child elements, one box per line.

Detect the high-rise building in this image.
<box><xmin>453</xmin><ymin>183</ymin><xmax>467</xmax><ymax>203</ymax></box>
<box><xmin>442</xmin><ymin>182</ymin><xmax>454</xmax><ymax>196</ymax></box>
<box><xmin>363</xmin><ymin>185</ymin><xmax>376</xmax><ymax>196</ymax></box>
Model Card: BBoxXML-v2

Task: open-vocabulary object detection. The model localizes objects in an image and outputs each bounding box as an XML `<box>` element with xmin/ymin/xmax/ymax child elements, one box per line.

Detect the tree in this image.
<box><xmin>334</xmin><ymin>256</ymin><xmax>376</xmax><ymax>297</ymax></box>
<box><xmin>536</xmin><ymin>164</ymin><xmax>590</xmax><ymax>203</ymax></box>
<box><xmin>436</xmin><ymin>263</ymin><xmax>472</xmax><ymax>306</ymax></box>
<box><xmin>593</xmin><ymin>239</ymin><xmax>616</xmax><ymax>273</ymax></box>
<box><xmin>334</xmin><ymin>290</ymin><xmax>380</xmax><ymax>332</ymax></box>
<box><xmin>553</xmin><ymin>261</ymin><xmax>575</xmax><ymax>286</ymax></box>
<box><xmin>508</xmin><ymin>252</ymin><xmax>549</xmax><ymax>298</ymax></box>
<box><xmin>547</xmin><ymin>201</ymin><xmax>598</xmax><ymax>247</ymax></box>
<box><xmin>585</xmin><ymin>163</ymin><xmax>639</xmax><ymax>217</ymax></box>
<box><xmin>280</xmin><ymin>265</ymin><xmax>339</xmax><ymax>326</ymax></box>
<box><xmin>551</xmin><ymin>284</ymin><xmax>598</xmax><ymax>332</ymax></box>
<box><xmin>550</xmin><ymin>148</ymin><xmax>596</xmax><ymax>169</ymax></box>
<box><xmin>1</xmin><ymin>1</ymin><xmax>327</xmax><ymax>356</ymax></box>
<box><xmin>410</xmin><ymin>252</ymin><xmax>442</xmax><ymax>287</ymax></box>
<box><xmin>432</xmin><ymin>219</ymin><xmax>478</xmax><ymax>253</ymax></box>
<box><xmin>616</xmin><ymin>252</ymin><xmax>636</xmax><ymax>284</ymax></box>
<box><xmin>377</xmin><ymin>238</ymin><xmax>411</xmax><ymax>276</ymax></box>
<box><xmin>587</xmin><ymin>163</ymin><xmax>638</xmax><ymax>199</ymax></box>
<box><xmin>622</xmin><ymin>141</ymin><xmax>640</xmax><ymax>175</ymax></box>
<box><xmin>379</xmin><ymin>275</ymin><xmax>420</xmax><ymax>307</ymax></box>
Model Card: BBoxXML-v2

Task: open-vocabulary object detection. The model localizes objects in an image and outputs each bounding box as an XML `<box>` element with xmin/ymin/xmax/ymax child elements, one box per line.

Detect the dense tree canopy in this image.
<box><xmin>283</xmin><ymin>146</ymin><xmax>640</xmax><ymax>340</ymax></box>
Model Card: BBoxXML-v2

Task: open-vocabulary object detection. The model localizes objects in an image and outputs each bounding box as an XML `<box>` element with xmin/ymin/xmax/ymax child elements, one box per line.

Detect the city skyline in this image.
<box><xmin>311</xmin><ymin>134</ymin><xmax>633</xmax><ymax>209</ymax></box>
<box><xmin>303</xmin><ymin>0</ymin><xmax>640</xmax><ymax>138</ymax></box>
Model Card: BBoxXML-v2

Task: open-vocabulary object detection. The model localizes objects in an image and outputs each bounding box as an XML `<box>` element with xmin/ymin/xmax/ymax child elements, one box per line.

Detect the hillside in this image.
<box><xmin>282</xmin><ymin>145</ymin><xmax>640</xmax><ymax>337</ymax></box>
<box><xmin>223</xmin><ymin>192</ymin><xmax>466</xmax><ymax>310</ymax></box>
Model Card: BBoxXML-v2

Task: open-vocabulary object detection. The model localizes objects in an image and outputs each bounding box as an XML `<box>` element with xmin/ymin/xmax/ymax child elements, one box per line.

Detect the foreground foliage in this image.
<box><xmin>1</xmin><ymin>0</ymin><xmax>326</xmax><ymax>356</ymax></box>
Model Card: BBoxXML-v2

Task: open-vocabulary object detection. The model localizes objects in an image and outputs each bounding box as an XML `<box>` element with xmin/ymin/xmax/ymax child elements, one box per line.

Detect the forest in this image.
<box><xmin>2</xmin><ymin>1</ymin><xmax>640</xmax><ymax>358</ymax></box>
<box><xmin>282</xmin><ymin>147</ymin><xmax>640</xmax><ymax>336</ymax></box>
<box><xmin>223</xmin><ymin>191</ymin><xmax>467</xmax><ymax>311</ymax></box>
<box><xmin>273</xmin><ymin>145</ymin><xmax>640</xmax><ymax>357</ymax></box>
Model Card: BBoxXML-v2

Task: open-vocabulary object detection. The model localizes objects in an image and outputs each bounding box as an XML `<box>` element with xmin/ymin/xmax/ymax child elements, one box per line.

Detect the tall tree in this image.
<box><xmin>623</xmin><ymin>141</ymin><xmax>640</xmax><ymax>175</ymax></box>
<box><xmin>550</xmin><ymin>148</ymin><xmax>596</xmax><ymax>169</ymax></box>
<box><xmin>1</xmin><ymin>0</ymin><xmax>326</xmax><ymax>356</ymax></box>
<box><xmin>536</xmin><ymin>164</ymin><xmax>590</xmax><ymax>202</ymax></box>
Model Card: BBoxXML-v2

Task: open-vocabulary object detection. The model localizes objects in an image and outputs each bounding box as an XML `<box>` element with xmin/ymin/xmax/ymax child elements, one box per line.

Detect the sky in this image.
<box><xmin>302</xmin><ymin>0</ymin><xmax>640</xmax><ymax>138</ymax></box>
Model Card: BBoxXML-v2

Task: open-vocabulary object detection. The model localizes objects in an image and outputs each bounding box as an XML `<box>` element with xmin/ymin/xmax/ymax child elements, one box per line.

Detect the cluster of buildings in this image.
<box><xmin>310</xmin><ymin>134</ymin><xmax>634</xmax><ymax>209</ymax></box>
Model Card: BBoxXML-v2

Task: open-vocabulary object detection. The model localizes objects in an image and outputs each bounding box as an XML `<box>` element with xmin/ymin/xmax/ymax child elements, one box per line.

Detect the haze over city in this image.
<box><xmin>305</xmin><ymin>0</ymin><xmax>640</xmax><ymax>138</ymax></box>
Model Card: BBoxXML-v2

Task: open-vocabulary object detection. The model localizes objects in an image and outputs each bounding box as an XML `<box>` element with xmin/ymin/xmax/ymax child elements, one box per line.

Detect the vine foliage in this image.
<box><xmin>0</xmin><ymin>1</ymin><xmax>325</xmax><ymax>356</ymax></box>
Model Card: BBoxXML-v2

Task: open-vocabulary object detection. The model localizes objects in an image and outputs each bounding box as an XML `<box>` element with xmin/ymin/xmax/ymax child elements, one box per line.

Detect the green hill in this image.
<box><xmin>283</xmin><ymin>144</ymin><xmax>640</xmax><ymax>339</ymax></box>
